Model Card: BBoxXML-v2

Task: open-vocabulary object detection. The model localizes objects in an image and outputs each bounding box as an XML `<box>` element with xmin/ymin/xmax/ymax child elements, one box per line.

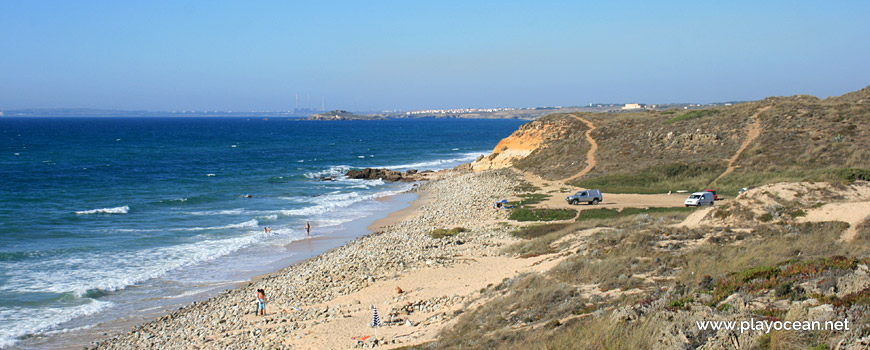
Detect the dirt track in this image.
<box><xmin>561</xmin><ymin>115</ymin><xmax>598</xmax><ymax>182</ymax></box>
<box><xmin>711</xmin><ymin>105</ymin><xmax>771</xmax><ymax>184</ymax></box>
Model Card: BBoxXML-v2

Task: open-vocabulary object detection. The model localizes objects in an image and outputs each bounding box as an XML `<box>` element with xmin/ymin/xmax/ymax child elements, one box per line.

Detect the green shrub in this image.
<box><xmin>510</xmin><ymin>193</ymin><xmax>550</xmax><ymax>207</ymax></box>
<box><xmin>667</xmin><ymin>296</ymin><xmax>694</xmax><ymax>310</ymax></box>
<box><xmin>429</xmin><ymin>227</ymin><xmax>469</xmax><ymax>239</ymax></box>
<box><xmin>511</xmin><ymin>223</ymin><xmax>571</xmax><ymax>240</ymax></box>
<box><xmin>510</xmin><ymin>208</ymin><xmax>577</xmax><ymax>221</ymax></box>
<box><xmin>572</xmin><ymin>162</ymin><xmax>724</xmax><ymax>194</ymax></box>
<box><xmin>576</xmin><ymin>208</ymin><xmax>620</xmax><ymax>221</ymax></box>
<box><xmin>576</xmin><ymin>207</ymin><xmax>693</xmax><ymax>221</ymax></box>
<box><xmin>664</xmin><ymin>109</ymin><xmax>720</xmax><ymax>124</ymax></box>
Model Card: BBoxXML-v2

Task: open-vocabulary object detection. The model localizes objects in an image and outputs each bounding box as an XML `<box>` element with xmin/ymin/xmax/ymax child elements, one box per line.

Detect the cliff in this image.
<box><xmin>471</xmin><ymin>85</ymin><xmax>870</xmax><ymax>194</ymax></box>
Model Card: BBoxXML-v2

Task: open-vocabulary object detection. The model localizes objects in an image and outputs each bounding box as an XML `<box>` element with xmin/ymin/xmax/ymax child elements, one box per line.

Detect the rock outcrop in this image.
<box><xmin>344</xmin><ymin>168</ymin><xmax>430</xmax><ymax>182</ymax></box>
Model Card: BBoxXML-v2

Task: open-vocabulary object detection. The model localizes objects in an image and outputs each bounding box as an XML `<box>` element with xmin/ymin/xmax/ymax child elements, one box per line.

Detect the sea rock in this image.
<box><xmin>343</xmin><ymin>168</ymin><xmax>424</xmax><ymax>182</ymax></box>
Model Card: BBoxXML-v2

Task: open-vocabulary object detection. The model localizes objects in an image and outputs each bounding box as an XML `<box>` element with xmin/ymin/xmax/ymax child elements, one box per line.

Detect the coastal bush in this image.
<box><xmin>511</xmin><ymin>223</ymin><xmax>571</xmax><ymax>240</ymax></box>
<box><xmin>663</xmin><ymin>109</ymin><xmax>720</xmax><ymax>124</ymax></box>
<box><xmin>425</xmin><ymin>274</ymin><xmax>580</xmax><ymax>349</ymax></box>
<box><xmin>509</xmin><ymin>208</ymin><xmax>576</xmax><ymax>221</ymax></box>
<box><xmin>509</xmin><ymin>193</ymin><xmax>549</xmax><ymax>207</ymax></box>
<box><xmin>428</xmin><ymin>227</ymin><xmax>469</xmax><ymax>239</ymax></box>
<box><xmin>551</xmin><ymin>230</ymin><xmax>661</xmax><ymax>292</ymax></box>
<box><xmin>576</xmin><ymin>208</ymin><xmax>620</xmax><ymax>221</ymax></box>
<box><xmin>679</xmin><ymin>221</ymin><xmax>858</xmax><ymax>295</ymax></box>
<box><xmin>571</xmin><ymin>162</ymin><xmax>724</xmax><ymax>194</ymax></box>
<box><xmin>513</xmin><ymin>181</ymin><xmax>541</xmax><ymax>193</ymax></box>
<box><xmin>514</xmin><ymin>311</ymin><xmax>660</xmax><ymax>349</ymax></box>
<box><xmin>577</xmin><ymin>207</ymin><xmax>695</xmax><ymax>221</ymax></box>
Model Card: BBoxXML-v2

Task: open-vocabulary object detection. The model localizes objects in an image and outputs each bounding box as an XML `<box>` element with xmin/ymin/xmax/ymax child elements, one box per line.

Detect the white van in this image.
<box><xmin>684</xmin><ymin>192</ymin><xmax>715</xmax><ymax>207</ymax></box>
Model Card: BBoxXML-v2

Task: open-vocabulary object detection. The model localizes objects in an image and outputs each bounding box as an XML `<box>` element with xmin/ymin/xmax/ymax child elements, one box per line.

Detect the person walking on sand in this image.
<box><xmin>256</xmin><ymin>289</ymin><xmax>267</xmax><ymax>316</ymax></box>
<box><xmin>305</xmin><ymin>221</ymin><xmax>310</xmax><ymax>236</ymax></box>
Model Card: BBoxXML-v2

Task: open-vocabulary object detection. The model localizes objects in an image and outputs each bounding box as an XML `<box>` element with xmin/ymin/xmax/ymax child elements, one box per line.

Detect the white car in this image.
<box><xmin>685</xmin><ymin>192</ymin><xmax>715</xmax><ymax>207</ymax></box>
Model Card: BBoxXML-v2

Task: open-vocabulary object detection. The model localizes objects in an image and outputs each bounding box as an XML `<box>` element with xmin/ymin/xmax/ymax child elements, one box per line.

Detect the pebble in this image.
<box><xmin>92</xmin><ymin>169</ymin><xmax>521</xmax><ymax>349</ymax></box>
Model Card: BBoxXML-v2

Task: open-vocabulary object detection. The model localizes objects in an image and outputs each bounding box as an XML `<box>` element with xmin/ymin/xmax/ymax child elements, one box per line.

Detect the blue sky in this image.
<box><xmin>1</xmin><ymin>1</ymin><xmax>868</xmax><ymax>111</ymax></box>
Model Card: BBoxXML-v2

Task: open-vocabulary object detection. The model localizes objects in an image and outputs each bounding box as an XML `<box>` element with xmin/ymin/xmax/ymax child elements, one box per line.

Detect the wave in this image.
<box><xmin>0</xmin><ymin>298</ymin><xmax>112</xmax><ymax>349</ymax></box>
<box><xmin>171</xmin><ymin>219</ymin><xmax>259</xmax><ymax>232</ymax></box>
<box><xmin>377</xmin><ymin>151</ymin><xmax>485</xmax><ymax>171</ymax></box>
<box><xmin>277</xmin><ymin>185</ymin><xmax>413</xmax><ymax>218</ymax></box>
<box><xmin>74</xmin><ymin>206</ymin><xmax>130</xmax><ymax>215</ymax></box>
<box><xmin>303</xmin><ymin>165</ymin><xmax>350</xmax><ymax>179</ymax></box>
<box><xmin>0</xmin><ymin>228</ymin><xmax>280</xmax><ymax>299</ymax></box>
<box><xmin>183</xmin><ymin>208</ymin><xmax>246</xmax><ymax>216</ymax></box>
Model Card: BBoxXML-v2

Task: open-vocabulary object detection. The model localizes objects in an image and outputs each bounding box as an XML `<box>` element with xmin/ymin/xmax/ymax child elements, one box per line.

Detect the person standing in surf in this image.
<box><xmin>305</xmin><ymin>221</ymin><xmax>310</xmax><ymax>236</ymax></box>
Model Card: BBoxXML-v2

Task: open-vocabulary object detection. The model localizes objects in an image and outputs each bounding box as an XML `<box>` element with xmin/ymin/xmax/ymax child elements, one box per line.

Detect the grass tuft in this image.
<box><xmin>428</xmin><ymin>227</ymin><xmax>469</xmax><ymax>239</ymax></box>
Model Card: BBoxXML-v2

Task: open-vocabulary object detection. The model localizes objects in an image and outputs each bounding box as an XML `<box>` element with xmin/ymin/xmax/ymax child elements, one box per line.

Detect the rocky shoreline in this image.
<box><xmin>92</xmin><ymin>168</ymin><xmax>522</xmax><ymax>349</ymax></box>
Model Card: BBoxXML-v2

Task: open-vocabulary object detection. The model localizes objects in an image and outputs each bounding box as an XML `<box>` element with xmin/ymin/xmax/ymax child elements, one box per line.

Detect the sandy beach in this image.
<box><xmin>91</xmin><ymin>168</ymin><xmax>528</xmax><ymax>349</ymax></box>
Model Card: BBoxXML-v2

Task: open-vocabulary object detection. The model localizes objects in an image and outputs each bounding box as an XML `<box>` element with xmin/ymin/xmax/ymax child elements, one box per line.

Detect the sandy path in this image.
<box><xmin>562</xmin><ymin>115</ymin><xmax>598</xmax><ymax>182</ymax></box>
<box><xmin>711</xmin><ymin>105</ymin><xmax>771</xmax><ymax>184</ymax></box>
<box><xmin>673</xmin><ymin>207</ymin><xmax>715</xmax><ymax>228</ymax></box>
<box><xmin>260</xmin><ymin>253</ymin><xmax>564</xmax><ymax>350</ymax></box>
<box><xmin>799</xmin><ymin>201</ymin><xmax>870</xmax><ymax>241</ymax></box>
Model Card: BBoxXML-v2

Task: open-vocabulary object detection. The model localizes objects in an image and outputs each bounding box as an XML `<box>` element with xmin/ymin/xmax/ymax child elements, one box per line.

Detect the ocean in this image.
<box><xmin>0</xmin><ymin>116</ymin><xmax>525</xmax><ymax>349</ymax></box>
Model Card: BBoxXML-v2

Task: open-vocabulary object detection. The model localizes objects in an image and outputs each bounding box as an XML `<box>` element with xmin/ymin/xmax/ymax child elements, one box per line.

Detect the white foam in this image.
<box><xmin>183</xmin><ymin>209</ymin><xmax>246</xmax><ymax>216</ymax></box>
<box><xmin>276</xmin><ymin>186</ymin><xmax>411</xmax><ymax>218</ymax></box>
<box><xmin>0</xmin><ymin>299</ymin><xmax>112</xmax><ymax>349</ymax></box>
<box><xmin>303</xmin><ymin>165</ymin><xmax>350</xmax><ymax>179</ymax></box>
<box><xmin>158</xmin><ymin>288</ymin><xmax>209</xmax><ymax>300</ymax></box>
<box><xmin>0</xmin><ymin>228</ymin><xmax>277</xmax><ymax>298</ymax></box>
<box><xmin>377</xmin><ymin>151</ymin><xmax>484</xmax><ymax>170</ymax></box>
<box><xmin>172</xmin><ymin>219</ymin><xmax>259</xmax><ymax>232</ymax></box>
<box><xmin>74</xmin><ymin>206</ymin><xmax>130</xmax><ymax>215</ymax></box>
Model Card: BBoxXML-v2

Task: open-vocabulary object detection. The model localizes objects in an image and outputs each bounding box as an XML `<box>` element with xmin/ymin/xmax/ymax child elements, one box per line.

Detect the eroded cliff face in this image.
<box><xmin>471</xmin><ymin>116</ymin><xmax>586</xmax><ymax>174</ymax></box>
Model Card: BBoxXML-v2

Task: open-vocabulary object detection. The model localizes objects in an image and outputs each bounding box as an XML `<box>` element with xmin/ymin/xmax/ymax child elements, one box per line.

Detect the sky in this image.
<box><xmin>1</xmin><ymin>0</ymin><xmax>869</xmax><ymax>112</ymax></box>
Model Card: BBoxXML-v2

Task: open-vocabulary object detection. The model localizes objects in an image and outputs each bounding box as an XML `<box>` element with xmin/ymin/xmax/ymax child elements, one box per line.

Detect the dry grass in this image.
<box><xmin>515</xmin><ymin>88</ymin><xmax>870</xmax><ymax>191</ymax></box>
<box><xmin>678</xmin><ymin>222</ymin><xmax>863</xmax><ymax>288</ymax></box>
<box><xmin>511</xmin><ymin>312</ymin><xmax>660</xmax><ymax>350</ymax></box>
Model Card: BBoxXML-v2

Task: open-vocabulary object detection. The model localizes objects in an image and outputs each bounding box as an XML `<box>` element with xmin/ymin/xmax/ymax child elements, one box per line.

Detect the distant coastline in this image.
<box><xmin>0</xmin><ymin>101</ymin><xmax>743</xmax><ymax>120</ymax></box>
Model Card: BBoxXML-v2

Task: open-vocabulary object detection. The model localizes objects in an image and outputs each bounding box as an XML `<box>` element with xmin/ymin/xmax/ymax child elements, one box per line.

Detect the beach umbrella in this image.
<box><xmin>371</xmin><ymin>305</ymin><xmax>381</xmax><ymax>339</ymax></box>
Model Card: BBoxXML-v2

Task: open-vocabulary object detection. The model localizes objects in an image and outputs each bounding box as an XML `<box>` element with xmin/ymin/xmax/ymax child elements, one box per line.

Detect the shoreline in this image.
<box><xmin>368</xmin><ymin>188</ymin><xmax>433</xmax><ymax>232</ymax></box>
<box><xmin>18</xmin><ymin>190</ymin><xmax>420</xmax><ymax>350</ymax></box>
<box><xmin>249</xmin><ymin>192</ymin><xmax>419</xmax><ymax>285</ymax></box>
<box><xmin>90</xmin><ymin>168</ymin><xmax>525</xmax><ymax>349</ymax></box>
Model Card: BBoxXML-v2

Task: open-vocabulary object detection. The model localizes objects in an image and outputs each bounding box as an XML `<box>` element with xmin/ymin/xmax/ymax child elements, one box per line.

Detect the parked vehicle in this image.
<box><xmin>703</xmin><ymin>189</ymin><xmax>719</xmax><ymax>200</ymax></box>
<box><xmin>567</xmin><ymin>189</ymin><xmax>602</xmax><ymax>205</ymax></box>
<box><xmin>684</xmin><ymin>191</ymin><xmax>715</xmax><ymax>207</ymax></box>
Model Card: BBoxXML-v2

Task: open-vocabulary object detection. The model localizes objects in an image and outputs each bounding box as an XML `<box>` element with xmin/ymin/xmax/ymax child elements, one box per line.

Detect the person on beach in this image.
<box><xmin>256</xmin><ymin>289</ymin><xmax>266</xmax><ymax>316</ymax></box>
<box><xmin>306</xmin><ymin>221</ymin><xmax>310</xmax><ymax>236</ymax></box>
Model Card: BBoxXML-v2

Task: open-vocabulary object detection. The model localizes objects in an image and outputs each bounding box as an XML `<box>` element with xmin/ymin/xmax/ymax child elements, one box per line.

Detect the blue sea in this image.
<box><xmin>0</xmin><ymin>116</ymin><xmax>525</xmax><ymax>348</ymax></box>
